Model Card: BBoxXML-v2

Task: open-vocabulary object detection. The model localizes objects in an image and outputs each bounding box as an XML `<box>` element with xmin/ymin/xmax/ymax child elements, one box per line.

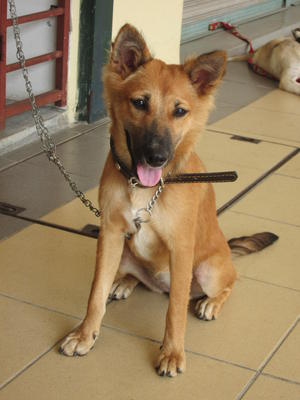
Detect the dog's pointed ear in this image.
<box><xmin>184</xmin><ymin>51</ymin><xmax>227</xmax><ymax>95</ymax></box>
<box><xmin>110</xmin><ymin>24</ymin><xmax>152</xmax><ymax>79</ymax></box>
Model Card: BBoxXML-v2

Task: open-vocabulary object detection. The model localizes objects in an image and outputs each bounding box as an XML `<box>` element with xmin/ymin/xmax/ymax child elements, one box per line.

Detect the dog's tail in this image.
<box><xmin>228</xmin><ymin>232</ymin><xmax>278</xmax><ymax>256</ymax></box>
<box><xmin>227</xmin><ymin>54</ymin><xmax>250</xmax><ymax>62</ymax></box>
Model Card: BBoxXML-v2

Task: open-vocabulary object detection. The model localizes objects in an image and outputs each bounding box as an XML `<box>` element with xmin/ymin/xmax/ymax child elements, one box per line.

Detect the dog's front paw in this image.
<box><xmin>156</xmin><ymin>348</ymin><xmax>186</xmax><ymax>377</ymax></box>
<box><xmin>59</xmin><ymin>325</ymin><xmax>99</xmax><ymax>357</ymax></box>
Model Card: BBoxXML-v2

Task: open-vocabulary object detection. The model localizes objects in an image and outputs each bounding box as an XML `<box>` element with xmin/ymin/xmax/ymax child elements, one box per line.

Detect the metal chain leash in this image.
<box><xmin>8</xmin><ymin>0</ymin><xmax>166</xmax><ymax>227</ymax></box>
<box><xmin>8</xmin><ymin>0</ymin><xmax>101</xmax><ymax>218</ymax></box>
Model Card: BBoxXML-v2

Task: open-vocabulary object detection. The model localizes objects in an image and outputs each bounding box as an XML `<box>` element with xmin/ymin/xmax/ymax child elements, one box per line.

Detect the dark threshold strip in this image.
<box><xmin>0</xmin><ymin>213</ymin><xmax>93</xmax><ymax>238</ymax></box>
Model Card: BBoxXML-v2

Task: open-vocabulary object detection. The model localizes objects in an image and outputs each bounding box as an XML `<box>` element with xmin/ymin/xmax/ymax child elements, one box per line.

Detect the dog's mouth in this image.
<box><xmin>125</xmin><ymin>128</ymin><xmax>172</xmax><ymax>187</ymax></box>
<box><xmin>136</xmin><ymin>163</ymin><xmax>163</xmax><ymax>187</ymax></box>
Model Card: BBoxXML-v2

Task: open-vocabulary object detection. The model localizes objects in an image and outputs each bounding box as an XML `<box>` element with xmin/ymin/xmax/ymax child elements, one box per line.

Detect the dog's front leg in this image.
<box><xmin>156</xmin><ymin>245</ymin><xmax>194</xmax><ymax>377</ymax></box>
<box><xmin>60</xmin><ymin>225</ymin><xmax>124</xmax><ymax>356</ymax></box>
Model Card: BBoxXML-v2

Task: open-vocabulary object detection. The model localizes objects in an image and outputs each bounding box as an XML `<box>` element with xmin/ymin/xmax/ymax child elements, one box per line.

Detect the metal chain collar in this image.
<box><xmin>132</xmin><ymin>177</ymin><xmax>165</xmax><ymax>231</ymax></box>
<box><xmin>8</xmin><ymin>0</ymin><xmax>101</xmax><ymax>218</ymax></box>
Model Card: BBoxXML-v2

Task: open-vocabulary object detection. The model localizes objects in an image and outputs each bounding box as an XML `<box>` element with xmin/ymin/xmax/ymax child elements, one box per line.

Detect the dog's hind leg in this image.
<box><xmin>193</xmin><ymin>253</ymin><xmax>236</xmax><ymax>321</ymax></box>
<box><xmin>109</xmin><ymin>244</ymin><xmax>167</xmax><ymax>301</ymax></box>
<box><xmin>279</xmin><ymin>69</ymin><xmax>300</xmax><ymax>95</ymax></box>
<box><xmin>194</xmin><ymin>284</ymin><xmax>234</xmax><ymax>321</ymax></box>
<box><xmin>108</xmin><ymin>246</ymin><xmax>140</xmax><ymax>301</ymax></box>
<box><xmin>109</xmin><ymin>275</ymin><xmax>139</xmax><ymax>300</ymax></box>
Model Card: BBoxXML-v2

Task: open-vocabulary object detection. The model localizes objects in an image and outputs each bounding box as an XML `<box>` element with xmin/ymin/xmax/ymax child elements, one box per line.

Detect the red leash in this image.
<box><xmin>209</xmin><ymin>22</ymin><xmax>278</xmax><ymax>81</ymax></box>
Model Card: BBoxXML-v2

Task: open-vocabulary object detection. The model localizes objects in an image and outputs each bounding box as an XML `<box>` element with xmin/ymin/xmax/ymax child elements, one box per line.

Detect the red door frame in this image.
<box><xmin>0</xmin><ymin>0</ymin><xmax>70</xmax><ymax>130</ymax></box>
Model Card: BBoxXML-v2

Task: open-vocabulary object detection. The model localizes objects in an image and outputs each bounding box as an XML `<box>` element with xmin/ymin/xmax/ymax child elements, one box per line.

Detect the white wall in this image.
<box><xmin>112</xmin><ymin>0</ymin><xmax>184</xmax><ymax>64</ymax></box>
<box><xmin>6</xmin><ymin>0</ymin><xmax>58</xmax><ymax>101</ymax></box>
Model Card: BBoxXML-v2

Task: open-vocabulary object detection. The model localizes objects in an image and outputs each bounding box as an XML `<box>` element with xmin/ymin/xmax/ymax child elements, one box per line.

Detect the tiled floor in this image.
<box><xmin>1</xmin><ymin>60</ymin><xmax>300</xmax><ymax>399</ymax></box>
<box><xmin>209</xmin><ymin>90</ymin><xmax>300</xmax><ymax>147</ymax></box>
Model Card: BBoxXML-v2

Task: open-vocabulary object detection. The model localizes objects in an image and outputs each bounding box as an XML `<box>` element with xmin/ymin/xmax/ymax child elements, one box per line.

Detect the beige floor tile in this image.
<box><xmin>247</xmin><ymin>89</ymin><xmax>300</xmax><ymax>116</ymax></box>
<box><xmin>103</xmin><ymin>279</ymin><xmax>300</xmax><ymax>370</ymax></box>
<box><xmin>243</xmin><ymin>375</ymin><xmax>300</xmax><ymax>400</ymax></box>
<box><xmin>275</xmin><ymin>153</ymin><xmax>300</xmax><ymax>179</ymax></box>
<box><xmin>264</xmin><ymin>322</ymin><xmax>300</xmax><ymax>383</ymax></box>
<box><xmin>198</xmin><ymin>130</ymin><xmax>290</xmax><ymax>170</ymax></box>
<box><xmin>40</xmin><ymin>130</ymin><xmax>291</xmax><ymax>230</ymax></box>
<box><xmin>209</xmin><ymin>105</ymin><xmax>300</xmax><ymax>146</ymax></box>
<box><xmin>232</xmin><ymin>174</ymin><xmax>300</xmax><ymax>226</ymax></box>
<box><xmin>196</xmin><ymin>130</ymin><xmax>291</xmax><ymax>208</ymax></box>
<box><xmin>0</xmin><ymin>295</ymin><xmax>77</xmax><ymax>388</ymax></box>
<box><xmin>0</xmin><ymin>224</ymin><xmax>96</xmax><ymax>317</ymax></box>
<box><xmin>0</xmin><ymin>327</ymin><xmax>253</xmax><ymax>400</ymax></box>
<box><xmin>41</xmin><ymin>187</ymin><xmax>99</xmax><ymax>231</ymax></box>
<box><xmin>219</xmin><ymin>211</ymin><xmax>300</xmax><ymax>291</ymax></box>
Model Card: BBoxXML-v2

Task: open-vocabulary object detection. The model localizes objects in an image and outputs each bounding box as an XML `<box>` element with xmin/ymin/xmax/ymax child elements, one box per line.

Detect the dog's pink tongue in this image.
<box><xmin>137</xmin><ymin>163</ymin><xmax>162</xmax><ymax>187</ymax></box>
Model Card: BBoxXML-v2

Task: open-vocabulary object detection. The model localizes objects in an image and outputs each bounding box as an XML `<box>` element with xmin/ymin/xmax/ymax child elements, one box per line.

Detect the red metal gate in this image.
<box><xmin>0</xmin><ymin>0</ymin><xmax>70</xmax><ymax>130</ymax></box>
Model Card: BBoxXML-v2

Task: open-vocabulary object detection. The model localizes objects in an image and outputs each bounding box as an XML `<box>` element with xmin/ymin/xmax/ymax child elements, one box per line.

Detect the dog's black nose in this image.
<box><xmin>142</xmin><ymin>131</ymin><xmax>172</xmax><ymax>168</ymax></box>
<box><xmin>145</xmin><ymin>152</ymin><xmax>168</xmax><ymax>167</ymax></box>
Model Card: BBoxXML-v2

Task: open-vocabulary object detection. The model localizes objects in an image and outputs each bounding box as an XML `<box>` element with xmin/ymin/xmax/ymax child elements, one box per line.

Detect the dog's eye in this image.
<box><xmin>174</xmin><ymin>107</ymin><xmax>188</xmax><ymax>118</ymax></box>
<box><xmin>130</xmin><ymin>98</ymin><xmax>147</xmax><ymax>111</ymax></box>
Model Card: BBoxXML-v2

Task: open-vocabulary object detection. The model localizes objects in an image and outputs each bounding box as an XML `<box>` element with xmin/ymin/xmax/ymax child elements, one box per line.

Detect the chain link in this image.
<box><xmin>133</xmin><ymin>178</ymin><xmax>165</xmax><ymax>230</ymax></box>
<box><xmin>146</xmin><ymin>178</ymin><xmax>164</xmax><ymax>215</ymax></box>
<box><xmin>8</xmin><ymin>0</ymin><xmax>101</xmax><ymax>218</ymax></box>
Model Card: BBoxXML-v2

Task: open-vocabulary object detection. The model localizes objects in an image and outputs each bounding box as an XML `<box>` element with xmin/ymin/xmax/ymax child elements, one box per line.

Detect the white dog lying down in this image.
<box><xmin>230</xmin><ymin>37</ymin><xmax>300</xmax><ymax>96</ymax></box>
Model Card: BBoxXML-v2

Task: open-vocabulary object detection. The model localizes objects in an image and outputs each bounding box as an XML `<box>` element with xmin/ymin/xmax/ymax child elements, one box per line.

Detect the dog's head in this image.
<box><xmin>103</xmin><ymin>24</ymin><xmax>226</xmax><ymax>187</ymax></box>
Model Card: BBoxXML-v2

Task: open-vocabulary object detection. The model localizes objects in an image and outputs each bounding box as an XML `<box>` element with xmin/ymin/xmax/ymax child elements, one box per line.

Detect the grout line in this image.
<box><xmin>275</xmin><ymin>172</ymin><xmax>300</xmax><ymax>181</ymax></box>
<box><xmin>0</xmin><ymin>118</ymin><xmax>110</xmax><ymax>174</ymax></box>
<box><xmin>102</xmin><ymin>323</ymin><xmax>256</xmax><ymax>373</ymax></box>
<box><xmin>0</xmin><ymin>291</ymin><xmax>82</xmax><ymax>322</ymax></box>
<box><xmin>222</xmin><ymin>77</ymin><xmax>275</xmax><ymax>90</ymax></box>
<box><xmin>249</xmin><ymin>105</ymin><xmax>300</xmax><ymax>118</ymax></box>
<box><xmin>217</xmin><ymin>147</ymin><xmax>300</xmax><ymax>216</ymax></box>
<box><xmin>240</xmin><ymin>276</ymin><xmax>300</xmax><ymax>294</ymax></box>
<box><xmin>0</xmin><ymin>322</ymin><xmax>82</xmax><ymax>391</ymax></box>
<box><xmin>185</xmin><ymin>349</ymin><xmax>255</xmax><ymax>373</ymax></box>
<box><xmin>229</xmin><ymin>210</ymin><xmax>300</xmax><ymax>228</ymax></box>
<box><xmin>261</xmin><ymin>372</ymin><xmax>300</xmax><ymax>387</ymax></box>
<box><xmin>206</xmin><ymin>127</ymin><xmax>299</xmax><ymax>149</ymax></box>
<box><xmin>236</xmin><ymin>317</ymin><xmax>300</xmax><ymax>400</ymax></box>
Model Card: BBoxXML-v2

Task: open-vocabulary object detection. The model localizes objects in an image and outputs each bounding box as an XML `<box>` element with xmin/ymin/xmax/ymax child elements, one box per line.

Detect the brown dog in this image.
<box><xmin>60</xmin><ymin>24</ymin><xmax>277</xmax><ymax>376</ymax></box>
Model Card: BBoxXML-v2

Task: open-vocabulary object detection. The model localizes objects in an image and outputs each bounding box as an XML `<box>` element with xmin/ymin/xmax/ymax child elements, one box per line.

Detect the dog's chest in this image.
<box><xmin>131</xmin><ymin>225</ymin><xmax>159</xmax><ymax>262</ymax></box>
<box><xmin>123</xmin><ymin>189</ymin><xmax>165</xmax><ymax>263</ymax></box>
